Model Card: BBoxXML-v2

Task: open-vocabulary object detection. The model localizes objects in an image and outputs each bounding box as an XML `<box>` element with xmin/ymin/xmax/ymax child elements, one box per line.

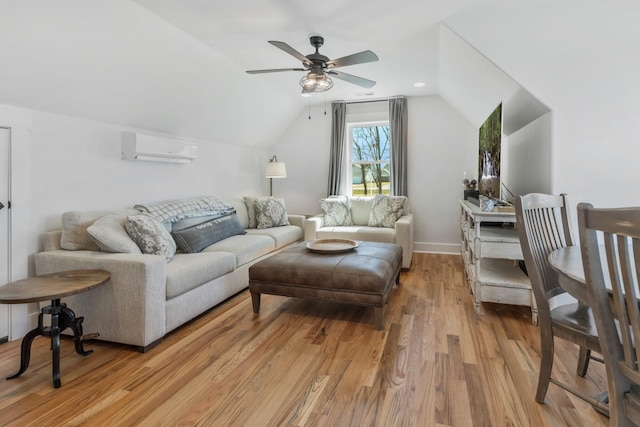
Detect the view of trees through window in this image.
<box><xmin>350</xmin><ymin>124</ymin><xmax>391</xmax><ymax>196</ymax></box>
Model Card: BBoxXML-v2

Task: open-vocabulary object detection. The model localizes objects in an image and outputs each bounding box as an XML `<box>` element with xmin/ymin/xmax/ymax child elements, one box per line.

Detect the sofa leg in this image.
<box><xmin>250</xmin><ymin>292</ymin><xmax>261</xmax><ymax>313</ymax></box>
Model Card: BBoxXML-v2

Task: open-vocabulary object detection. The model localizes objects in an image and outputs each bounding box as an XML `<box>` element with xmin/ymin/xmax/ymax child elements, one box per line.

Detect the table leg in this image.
<box><xmin>6</xmin><ymin>327</ymin><xmax>41</xmax><ymax>380</ymax></box>
<box><xmin>50</xmin><ymin>308</ymin><xmax>61</xmax><ymax>388</ymax></box>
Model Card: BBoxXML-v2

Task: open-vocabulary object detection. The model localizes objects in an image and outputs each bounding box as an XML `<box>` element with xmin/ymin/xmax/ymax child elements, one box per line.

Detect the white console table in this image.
<box><xmin>459</xmin><ymin>199</ymin><xmax>537</xmax><ymax>325</ymax></box>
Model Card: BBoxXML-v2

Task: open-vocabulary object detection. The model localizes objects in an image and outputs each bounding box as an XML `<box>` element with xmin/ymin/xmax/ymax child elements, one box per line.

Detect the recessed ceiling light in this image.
<box><xmin>413</xmin><ymin>82</ymin><xmax>426</xmax><ymax>88</ymax></box>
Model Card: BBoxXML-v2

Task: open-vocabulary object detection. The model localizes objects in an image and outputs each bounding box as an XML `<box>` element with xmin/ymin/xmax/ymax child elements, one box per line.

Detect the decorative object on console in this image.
<box><xmin>265</xmin><ymin>155</ymin><xmax>287</xmax><ymax>196</ymax></box>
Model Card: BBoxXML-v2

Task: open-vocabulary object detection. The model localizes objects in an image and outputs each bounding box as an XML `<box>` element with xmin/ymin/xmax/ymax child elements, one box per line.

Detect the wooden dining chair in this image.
<box><xmin>515</xmin><ymin>193</ymin><xmax>603</xmax><ymax>406</ymax></box>
<box><xmin>578</xmin><ymin>203</ymin><xmax>640</xmax><ymax>426</ymax></box>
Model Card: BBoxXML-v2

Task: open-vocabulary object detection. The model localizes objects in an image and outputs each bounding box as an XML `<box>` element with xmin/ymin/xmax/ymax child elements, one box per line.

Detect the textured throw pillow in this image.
<box><xmin>368</xmin><ymin>194</ymin><xmax>406</xmax><ymax>228</ymax></box>
<box><xmin>243</xmin><ymin>196</ymin><xmax>259</xmax><ymax>229</ymax></box>
<box><xmin>125</xmin><ymin>214</ymin><xmax>177</xmax><ymax>261</ymax></box>
<box><xmin>255</xmin><ymin>198</ymin><xmax>290</xmax><ymax>229</ymax></box>
<box><xmin>172</xmin><ymin>214</ymin><xmax>246</xmax><ymax>253</ymax></box>
<box><xmin>320</xmin><ymin>197</ymin><xmax>353</xmax><ymax>226</ymax></box>
<box><xmin>87</xmin><ymin>214</ymin><xmax>142</xmax><ymax>254</ymax></box>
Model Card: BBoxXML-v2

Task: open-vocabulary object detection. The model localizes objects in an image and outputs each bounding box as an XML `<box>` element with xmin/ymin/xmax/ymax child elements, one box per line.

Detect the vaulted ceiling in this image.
<box><xmin>0</xmin><ymin>0</ymin><xmax>609</xmax><ymax>148</ymax></box>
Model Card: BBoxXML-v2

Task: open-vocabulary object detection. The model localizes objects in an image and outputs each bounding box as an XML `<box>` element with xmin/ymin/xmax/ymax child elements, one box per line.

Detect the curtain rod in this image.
<box><xmin>335</xmin><ymin>95</ymin><xmax>405</xmax><ymax>105</ymax></box>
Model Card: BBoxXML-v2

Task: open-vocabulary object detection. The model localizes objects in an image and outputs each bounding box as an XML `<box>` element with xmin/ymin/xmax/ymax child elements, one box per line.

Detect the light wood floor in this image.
<box><xmin>0</xmin><ymin>253</ymin><xmax>609</xmax><ymax>426</ymax></box>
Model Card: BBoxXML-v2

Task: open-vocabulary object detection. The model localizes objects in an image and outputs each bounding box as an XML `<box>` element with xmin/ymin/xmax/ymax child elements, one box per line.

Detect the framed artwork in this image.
<box><xmin>478</xmin><ymin>103</ymin><xmax>502</xmax><ymax>199</ymax></box>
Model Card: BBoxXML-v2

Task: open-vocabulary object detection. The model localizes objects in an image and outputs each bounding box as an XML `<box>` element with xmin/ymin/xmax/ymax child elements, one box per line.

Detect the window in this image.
<box><xmin>347</xmin><ymin>121</ymin><xmax>391</xmax><ymax>196</ymax></box>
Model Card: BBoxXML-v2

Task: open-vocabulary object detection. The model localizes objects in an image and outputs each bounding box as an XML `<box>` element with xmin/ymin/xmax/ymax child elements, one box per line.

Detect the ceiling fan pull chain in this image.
<box><xmin>324</xmin><ymin>93</ymin><xmax>327</xmax><ymax>115</ymax></box>
<box><xmin>308</xmin><ymin>96</ymin><xmax>311</xmax><ymax>120</ymax></box>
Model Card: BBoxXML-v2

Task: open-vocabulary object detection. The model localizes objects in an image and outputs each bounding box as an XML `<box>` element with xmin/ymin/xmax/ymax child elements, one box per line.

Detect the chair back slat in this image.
<box><xmin>578</xmin><ymin>203</ymin><xmax>640</xmax><ymax>425</ymax></box>
<box><xmin>516</xmin><ymin>194</ymin><xmax>573</xmax><ymax>308</ymax></box>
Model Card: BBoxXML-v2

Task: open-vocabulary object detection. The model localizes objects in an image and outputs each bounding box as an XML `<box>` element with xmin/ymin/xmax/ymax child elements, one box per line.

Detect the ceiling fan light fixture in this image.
<box><xmin>299</xmin><ymin>72</ymin><xmax>334</xmax><ymax>92</ymax></box>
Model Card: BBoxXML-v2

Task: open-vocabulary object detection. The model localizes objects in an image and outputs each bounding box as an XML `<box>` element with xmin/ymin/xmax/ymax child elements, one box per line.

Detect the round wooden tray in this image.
<box><xmin>306</xmin><ymin>239</ymin><xmax>359</xmax><ymax>254</ymax></box>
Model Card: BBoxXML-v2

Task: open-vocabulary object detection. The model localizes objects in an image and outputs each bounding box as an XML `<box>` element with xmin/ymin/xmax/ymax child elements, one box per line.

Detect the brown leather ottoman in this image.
<box><xmin>248</xmin><ymin>241</ymin><xmax>402</xmax><ymax>329</ymax></box>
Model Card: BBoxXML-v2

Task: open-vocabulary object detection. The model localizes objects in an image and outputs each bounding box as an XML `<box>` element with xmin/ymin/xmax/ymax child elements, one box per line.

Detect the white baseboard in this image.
<box><xmin>413</xmin><ymin>242</ymin><xmax>460</xmax><ymax>255</ymax></box>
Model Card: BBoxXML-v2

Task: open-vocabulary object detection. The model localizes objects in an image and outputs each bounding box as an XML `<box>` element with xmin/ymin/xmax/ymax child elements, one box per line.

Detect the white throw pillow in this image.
<box><xmin>320</xmin><ymin>196</ymin><xmax>353</xmax><ymax>226</ymax></box>
<box><xmin>87</xmin><ymin>214</ymin><xmax>142</xmax><ymax>254</ymax></box>
<box><xmin>368</xmin><ymin>194</ymin><xmax>406</xmax><ymax>228</ymax></box>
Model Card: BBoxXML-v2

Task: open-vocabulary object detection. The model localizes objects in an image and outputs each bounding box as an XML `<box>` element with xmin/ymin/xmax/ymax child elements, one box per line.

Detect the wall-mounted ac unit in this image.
<box><xmin>121</xmin><ymin>131</ymin><xmax>198</xmax><ymax>164</ymax></box>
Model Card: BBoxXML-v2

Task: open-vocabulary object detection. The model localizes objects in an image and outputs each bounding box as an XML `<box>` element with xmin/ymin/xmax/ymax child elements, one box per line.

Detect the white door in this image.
<box><xmin>0</xmin><ymin>127</ymin><xmax>10</xmax><ymax>342</ymax></box>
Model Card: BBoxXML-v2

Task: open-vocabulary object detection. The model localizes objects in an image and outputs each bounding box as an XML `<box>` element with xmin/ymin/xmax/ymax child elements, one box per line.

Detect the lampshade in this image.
<box><xmin>265</xmin><ymin>156</ymin><xmax>287</xmax><ymax>178</ymax></box>
<box><xmin>299</xmin><ymin>71</ymin><xmax>334</xmax><ymax>93</ymax></box>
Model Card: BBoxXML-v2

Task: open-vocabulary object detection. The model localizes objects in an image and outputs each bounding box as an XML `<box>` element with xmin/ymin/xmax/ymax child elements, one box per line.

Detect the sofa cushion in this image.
<box><xmin>255</xmin><ymin>198</ymin><xmax>290</xmax><ymax>229</ymax></box>
<box><xmin>349</xmin><ymin>196</ymin><xmax>374</xmax><ymax>226</ymax></box>
<box><xmin>320</xmin><ymin>197</ymin><xmax>353</xmax><ymax>226</ymax></box>
<box><xmin>246</xmin><ymin>225</ymin><xmax>302</xmax><ymax>249</ymax></box>
<box><xmin>202</xmin><ymin>234</ymin><xmax>275</xmax><ymax>266</ymax></box>
<box><xmin>368</xmin><ymin>195</ymin><xmax>406</xmax><ymax>228</ymax></box>
<box><xmin>316</xmin><ymin>226</ymin><xmax>396</xmax><ymax>244</ymax></box>
<box><xmin>165</xmin><ymin>251</ymin><xmax>236</xmax><ymax>299</ymax></box>
<box><xmin>125</xmin><ymin>214</ymin><xmax>177</xmax><ymax>261</ymax></box>
<box><xmin>87</xmin><ymin>214</ymin><xmax>142</xmax><ymax>254</ymax></box>
<box><xmin>172</xmin><ymin>214</ymin><xmax>246</xmax><ymax>253</ymax></box>
<box><xmin>61</xmin><ymin>209</ymin><xmax>139</xmax><ymax>251</ymax></box>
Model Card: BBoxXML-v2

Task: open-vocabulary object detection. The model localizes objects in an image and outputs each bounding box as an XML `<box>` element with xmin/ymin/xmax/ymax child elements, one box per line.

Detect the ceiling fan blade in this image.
<box><xmin>246</xmin><ymin>68</ymin><xmax>306</xmax><ymax>74</ymax></box>
<box><xmin>327</xmin><ymin>70</ymin><xmax>376</xmax><ymax>88</ymax></box>
<box><xmin>268</xmin><ymin>41</ymin><xmax>312</xmax><ymax>67</ymax></box>
<box><xmin>327</xmin><ymin>50</ymin><xmax>378</xmax><ymax>68</ymax></box>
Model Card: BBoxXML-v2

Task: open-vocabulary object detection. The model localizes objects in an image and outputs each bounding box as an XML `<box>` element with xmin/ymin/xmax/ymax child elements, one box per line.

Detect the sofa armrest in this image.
<box><xmin>395</xmin><ymin>213</ymin><xmax>414</xmax><ymax>269</ymax></box>
<box><xmin>304</xmin><ymin>215</ymin><xmax>324</xmax><ymax>241</ymax></box>
<box><xmin>286</xmin><ymin>214</ymin><xmax>305</xmax><ymax>229</ymax></box>
<box><xmin>35</xmin><ymin>250</ymin><xmax>167</xmax><ymax>348</ymax></box>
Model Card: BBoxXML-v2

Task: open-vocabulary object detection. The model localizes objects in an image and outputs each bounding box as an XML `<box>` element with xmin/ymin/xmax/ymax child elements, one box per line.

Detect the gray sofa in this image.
<box><xmin>304</xmin><ymin>195</ymin><xmax>413</xmax><ymax>269</ymax></box>
<box><xmin>35</xmin><ymin>197</ymin><xmax>303</xmax><ymax>352</ymax></box>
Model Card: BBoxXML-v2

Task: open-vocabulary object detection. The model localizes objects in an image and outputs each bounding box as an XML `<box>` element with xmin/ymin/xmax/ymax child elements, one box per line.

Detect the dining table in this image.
<box><xmin>548</xmin><ymin>245</ymin><xmax>591</xmax><ymax>305</ymax></box>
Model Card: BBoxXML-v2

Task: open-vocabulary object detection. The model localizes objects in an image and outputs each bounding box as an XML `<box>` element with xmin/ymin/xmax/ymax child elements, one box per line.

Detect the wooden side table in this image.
<box><xmin>0</xmin><ymin>269</ymin><xmax>110</xmax><ymax>388</ymax></box>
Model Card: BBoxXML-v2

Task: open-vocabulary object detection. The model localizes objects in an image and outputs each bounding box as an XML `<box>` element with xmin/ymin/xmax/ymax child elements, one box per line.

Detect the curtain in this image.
<box><xmin>327</xmin><ymin>101</ymin><xmax>347</xmax><ymax>196</ymax></box>
<box><xmin>389</xmin><ymin>97</ymin><xmax>408</xmax><ymax>196</ymax></box>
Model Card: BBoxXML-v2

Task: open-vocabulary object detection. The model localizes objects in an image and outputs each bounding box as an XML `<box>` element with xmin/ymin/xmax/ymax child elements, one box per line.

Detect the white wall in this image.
<box><xmin>502</xmin><ymin>112</ymin><xmax>553</xmax><ymax>198</ymax></box>
<box><xmin>446</xmin><ymin>0</ymin><xmax>640</xmax><ymax>222</ymax></box>
<box><xmin>271</xmin><ymin>95</ymin><xmax>476</xmax><ymax>253</ymax></box>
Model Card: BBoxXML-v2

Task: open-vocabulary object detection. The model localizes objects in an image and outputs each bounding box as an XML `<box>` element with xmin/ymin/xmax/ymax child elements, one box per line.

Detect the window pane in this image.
<box><xmin>352</xmin><ymin>126</ymin><xmax>390</xmax><ymax>162</ymax></box>
<box><xmin>351</xmin><ymin>163</ymin><xmax>390</xmax><ymax>196</ymax></box>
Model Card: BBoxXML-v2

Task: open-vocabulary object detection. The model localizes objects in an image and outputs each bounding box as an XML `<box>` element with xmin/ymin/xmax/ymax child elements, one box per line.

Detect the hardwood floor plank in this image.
<box><xmin>0</xmin><ymin>253</ymin><xmax>610</xmax><ymax>426</ymax></box>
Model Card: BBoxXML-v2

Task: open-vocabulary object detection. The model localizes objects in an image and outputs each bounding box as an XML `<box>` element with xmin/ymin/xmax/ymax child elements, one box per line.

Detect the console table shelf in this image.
<box><xmin>459</xmin><ymin>199</ymin><xmax>537</xmax><ymax>324</ymax></box>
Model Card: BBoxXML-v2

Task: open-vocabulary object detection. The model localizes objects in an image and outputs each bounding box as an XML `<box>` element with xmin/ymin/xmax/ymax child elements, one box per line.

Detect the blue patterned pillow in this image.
<box><xmin>125</xmin><ymin>214</ymin><xmax>177</xmax><ymax>261</ymax></box>
<box><xmin>172</xmin><ymin>214</ymin><xmax>246</xmax><ymax>253</ymax></box>
<box><xmin>255</xmin><ymin>198</ymin><xmax>290</xmax><ymax>229</ymax></box>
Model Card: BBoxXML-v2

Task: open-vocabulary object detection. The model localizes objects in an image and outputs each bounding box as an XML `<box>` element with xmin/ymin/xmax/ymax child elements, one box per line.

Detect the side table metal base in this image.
<box><xmin>6</xmin><ymin>298</ymin><xmax>96</xmax><ymax>388</ymax></box>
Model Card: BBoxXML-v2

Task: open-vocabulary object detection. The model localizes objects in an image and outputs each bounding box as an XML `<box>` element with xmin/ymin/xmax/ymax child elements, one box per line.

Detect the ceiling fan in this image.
<box><xmin>246</xmin><ymin>36</ymin><xmax>379</xmax><ymax>93</ymax></box>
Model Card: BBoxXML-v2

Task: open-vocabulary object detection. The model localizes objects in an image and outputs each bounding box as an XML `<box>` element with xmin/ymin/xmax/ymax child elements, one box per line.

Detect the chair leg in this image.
<box><xmin>576</xmin><ymin>346</ymin><xmax>591</xmax><ymax>377</ymax></box>
<box><xmin>536</xmin><ymin>329</ymin><xmax>555</xmax><ymax>403</ymax></box>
